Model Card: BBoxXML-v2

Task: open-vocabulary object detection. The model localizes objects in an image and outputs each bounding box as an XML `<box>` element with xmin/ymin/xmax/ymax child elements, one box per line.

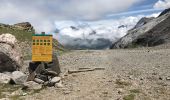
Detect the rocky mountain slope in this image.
<box><xmin>110</xmin><ymin>8</ymin><xmax>170</xmax><ymax>49</ymax></box>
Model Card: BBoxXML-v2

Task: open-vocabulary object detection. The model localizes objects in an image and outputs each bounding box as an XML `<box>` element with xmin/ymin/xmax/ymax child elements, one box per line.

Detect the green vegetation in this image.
<box><xmin>0</xmin><ymin>27</ymin><xmax>33</xmax><ymax>41</ymax></box>
<box><xmin>127</xmin><ymin>43</ymin><xmax>140</xmax><ymax>48</ymax></box>
<box><xmin>0</xmin><ymin>23</ymin><xmax>67</xmax><ymax>60</ymax></box>
<box><xmin>115</xmin><ymin>79</ymin><xmax>132</xmax><ymax>86</ymax></box>
<box><xmin>130</xmin><ymin>89</ymin><xmax>140</xmax><ymax>94</ymax></box>
<box><xmin>123</xmin><ymin>94</ymin><xmax>135</xmax><ymax>100</ymax></box>
<box><xmin>0</xmin><ymin>83</ymin><xmax>21</xmax><ymax>99</ymax></box>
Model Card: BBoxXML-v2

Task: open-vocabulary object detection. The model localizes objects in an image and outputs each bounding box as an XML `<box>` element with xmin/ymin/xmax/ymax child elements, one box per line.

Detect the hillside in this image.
<box><xmin>0</xmin><ymin>22</ymin><xmax>66</xmax><ymax>59</ymax></box>
<box><xmin>110</xmin><ymin>8</ymin><xmax>170</xmax><ymax>49</ymax></box>
<box><xmin>0</xmin><ymin>22</ymin><xmax>34</xmax><ymax>41</ymax></box>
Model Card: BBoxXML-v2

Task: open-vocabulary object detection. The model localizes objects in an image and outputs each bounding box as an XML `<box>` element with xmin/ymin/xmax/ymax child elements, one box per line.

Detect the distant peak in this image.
<box><xmin>158</xmin><ymin>8</ymin><xmax>170</xmax><ymax>17</ymax></box>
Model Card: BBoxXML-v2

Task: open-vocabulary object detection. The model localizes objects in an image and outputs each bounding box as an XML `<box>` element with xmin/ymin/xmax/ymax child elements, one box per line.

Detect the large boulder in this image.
<box><xmin>0</xmin><ymin>34</ymin><xmax>23</xmax><ymax>72</ymax></box>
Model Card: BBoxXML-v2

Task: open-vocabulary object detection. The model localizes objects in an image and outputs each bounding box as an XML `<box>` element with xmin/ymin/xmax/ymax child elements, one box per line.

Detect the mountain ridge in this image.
<box><xmin>110</xmin><ymin>8</ymin><xmax>170</xmax><ymax>49</ymax></box>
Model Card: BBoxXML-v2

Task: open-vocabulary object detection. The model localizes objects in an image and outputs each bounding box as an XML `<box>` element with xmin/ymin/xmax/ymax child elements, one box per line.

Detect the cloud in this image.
<box><xmin>0</xmin><ymin>0</ymin><xmax>142</xmax><ymax>32</ymax></box>
<box><xmin>107</xmin><ymin>9</ymin><xmax>161</xmax><ymax>17</ymax></box>
<box><xmin>154</xmin><ymin>0</ymin><xmax>170</xmax><ymax>9</ymax></box>
<box><xmin>55</xmin><ymin>13</ymin><xmax>159</xmax><ymax>49</ymax></box>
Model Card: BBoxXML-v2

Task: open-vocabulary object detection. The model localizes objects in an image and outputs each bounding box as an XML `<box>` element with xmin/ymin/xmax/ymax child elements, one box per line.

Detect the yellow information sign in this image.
<box><xmin>32</xmin><ymin>34</ymin><xmax>53</xmax><ymax>62</ymax></box>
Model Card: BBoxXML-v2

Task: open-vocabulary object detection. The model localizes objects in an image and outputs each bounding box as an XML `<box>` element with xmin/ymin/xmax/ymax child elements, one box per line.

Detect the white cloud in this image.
<box><xmin>55</xmin><ymin>13</ymin><xmax>159</xmax><ymax>49</ymax></box>
<box><xmin>154</xmin><ymin>0</ymin><xmax>170</xmax><ymax>9</ymax></box>
<box><xmin>107</xmin><ymin>9</ymin><xmax>161</xmax><ymax>17</ymax></box>
<box><xmin>0</xmin><ymin>0</ymin><xmax>142</xmax><ymax>32</ymax></box>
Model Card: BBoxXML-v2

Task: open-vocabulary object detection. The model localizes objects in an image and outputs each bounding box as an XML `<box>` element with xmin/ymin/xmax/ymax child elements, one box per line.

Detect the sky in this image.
<box><xmin>0</xmin><ymin>0</ymin><xmax>169</xmax><ymax>32</ymax></box>
<box><xmin>0</xmin><ymin>0</ymin><xmax>170</xmax><ymax>49</ymax></box>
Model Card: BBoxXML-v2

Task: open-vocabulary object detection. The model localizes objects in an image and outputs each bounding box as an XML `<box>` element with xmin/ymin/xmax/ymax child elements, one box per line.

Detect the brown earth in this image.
<box><xmin>21</xmin><ymin>45</ymin><xmax>170</xmax><ymax>100</ymax></box>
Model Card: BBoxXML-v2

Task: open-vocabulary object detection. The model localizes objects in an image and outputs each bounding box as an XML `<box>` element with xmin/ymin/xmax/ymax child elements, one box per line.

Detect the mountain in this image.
<box><xmin>110</xmin><ymin>8</ymin><xmax>170</xmax><ymax>49</ymax></box>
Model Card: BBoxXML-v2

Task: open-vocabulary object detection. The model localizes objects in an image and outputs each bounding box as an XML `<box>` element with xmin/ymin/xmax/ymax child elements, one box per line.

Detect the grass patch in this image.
<box><xmin>123</xmin><ymin>94</ymin><xmax>135</xmax><ymax>100</ymax></box>
<box><xmin>115</xmin><ymin>79</ymin><xmax>132</xmax><ymax>86</ymax></box>
<box><xmin>130</xmin><ymin>89</ymin><xmax>140</xmax><ymax>94</ymax></box>
<box><xmin>9</xmin><ymin>95</ymin><xmax>24</xmax><ymax>100</ymax></box>
<box><xmin>126</xmin><ymin>42</ymin><xmax>141</xmax><ymax>48</ymax></box>
<box><xmin>0</xmin><ymin>27</ymin><xmax>33</xmax><ymax>42</ymax></box>
<box><xmin>0</xmin><ymin>83</ymin><xmax>22</xmax><ymax>99</ymax></box>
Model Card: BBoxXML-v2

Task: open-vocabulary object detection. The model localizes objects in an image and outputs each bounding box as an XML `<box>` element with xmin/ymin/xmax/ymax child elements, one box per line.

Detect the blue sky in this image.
<box><xmin>107</xmin><ymin>0</ymin><xmax>164</xmax><ymax>19</ymax></box>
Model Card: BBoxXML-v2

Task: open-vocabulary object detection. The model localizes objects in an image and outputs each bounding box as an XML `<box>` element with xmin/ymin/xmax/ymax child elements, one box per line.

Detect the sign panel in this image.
<box><xmin>32</xmin><ymin>34</ymin><xmax>52</xmax><ymax>62</ymax></box>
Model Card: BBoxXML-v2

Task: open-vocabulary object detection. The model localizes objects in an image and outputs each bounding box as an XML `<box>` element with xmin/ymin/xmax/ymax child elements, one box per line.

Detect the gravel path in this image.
<box><xmin>24</xmin><ymin>48</ymin><xmax>170</xmax><ymax>100</ymax></box>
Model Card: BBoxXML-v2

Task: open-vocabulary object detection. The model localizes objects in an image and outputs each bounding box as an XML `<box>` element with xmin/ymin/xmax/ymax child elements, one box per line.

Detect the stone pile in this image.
<box><xmin>0</xmin><ymin>33</ymin><xmax>63</xmax><ymax>90</ymax></box>
<box><xmin>25</xmin><ymin>56</ymin><xmax>63</xmax><ymax>89</ymax></box>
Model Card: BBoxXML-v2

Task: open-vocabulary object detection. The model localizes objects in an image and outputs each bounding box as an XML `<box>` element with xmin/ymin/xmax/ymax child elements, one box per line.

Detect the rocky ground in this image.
<box><xmin>12</xmin><ymin>45</ymin><xmax>169</xmax><ymax>100</ymax></box>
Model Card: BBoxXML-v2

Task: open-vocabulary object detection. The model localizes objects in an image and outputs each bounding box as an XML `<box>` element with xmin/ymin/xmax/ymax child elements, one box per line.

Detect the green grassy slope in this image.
<box><xmin>0</xmin><ymin>23</ymin><xmax>66</xmax><ymax>60</ymax></box>
<box><xmin>0</xmin><ymin>26</ymin><xmax>33</xmax><ymax>41</ymax></box>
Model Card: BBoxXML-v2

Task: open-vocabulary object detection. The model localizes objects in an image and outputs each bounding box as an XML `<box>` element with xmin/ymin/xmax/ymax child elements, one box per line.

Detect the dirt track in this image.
<box><xmin>24</xmin><ymin>48</ymin><xmax>170</xmax><ymax>100</ymax></box>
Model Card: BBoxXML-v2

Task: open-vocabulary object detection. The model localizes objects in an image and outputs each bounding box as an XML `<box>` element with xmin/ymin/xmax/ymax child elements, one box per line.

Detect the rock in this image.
<box><xmin>36</xmin><ymin>74</ymin><xmax>48</xmax><ymax>82</ymax></box>
<box><xmin>51</xmin><ymin>77</ymin><xmax>61</xmax><ymax>84</ymax></box>
<box><xmin>46</xmin><ymin>55</ymin><xmax>61</xmax><ymax>76</ymax></box>
<box><xmin>0</xmin><ymin>73</ymin><xmax>11</xmax><ymax>84</ymax></box>
<box><xmin>166</xmin><ymin>77</ymin><xmax>170</xmax><ymax>81</ymax></box>
<box><xmin>34</xmin><ymin>78</ymin><xmax>44</xmax><ymax>84</ymax></box>
<box><xmin>13</xmin><ymin>22</ymin><xmax>34</xmax><ymax>32</ymax></box>
<box><xmin>128</xmin><ymin>75</ymin><xmax>133</xmax><ymax>79</ymax></box>
<box><xmin>118</xmin><ymin>88</ymin><xmax>124</xmax><ymax>94</ymax></box>
<box><xmin>11</xmin><ymin>71</ymin><xmax>27</xmax><ymax>85</ymax></box>
<box><xmin>63</xmin><ymin>90</ymin><xmax>71</xmax><ymax>95</ymax></box>
<box><xmin>23</xmin><ymin>81</ymin><xmax>42</xmax><ymax>90</ymax></box>
<box><xmin>0</xmin><ymin>33</ymin><xmax>17</xmax><ymax>46</ymax></box>
<box><xmin>0</xmin><ymin>34</ymin><xmax>23</xmax><ymax>72</ymax></box>
<box><xmin>159</xmin><ymin>77</ymin><xmax>163</xmax><ymax>80</ymax></box>
<box><xmin>28</xmin><ymin>55</ymin><xmax>61</xmax><ymax>77</ymax></box>
<box><xmin>55</xmin><ymin>81</ymin><xmax>64</xmax><ymax>88</ymax></box>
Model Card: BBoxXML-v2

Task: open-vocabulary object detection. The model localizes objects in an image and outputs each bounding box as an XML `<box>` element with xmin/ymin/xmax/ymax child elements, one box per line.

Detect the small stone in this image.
<box><xmin>63</xmin><ymin>90</ymin><xmax>71</xmax><ymax>95</ymax></box>
<box><xmin>43</xmin><ymin>81</ymin><xmax>49</xmax><ymax>86</ymax></box>
<box><xmin>51</xmin><ymin>77</ymin><xmax>61</xmax><ymax>84</ymax></box>
<box><xmin>128</xmin><ymin>75</ymin><xmax>133</xmax><ymax>79</ymax></box>
<box><xmin>117</xmin><ymin>88</ymin><xmax>124</xmax><ymax>94</ymax></box>
<box><xmin>152</xmin><ymin>72</ymin><xmax>157</xmax><ymax>75</ymax></box>
<box><xmin>11</xmin><ymin>71</ymin><xmax>27</xmax><ymax>85</ymax></box>
<box><xmin>34</xmin><ymin>78</ymin><xmax>44</xmax><ymax>84</ymax></box>
<box><xmin>55</xmin><ymin>81</ymin><xmax>64</xmax><ymax>88</ymax></box>
<box><xmin>159</xmin><ymin>77</ymin><xmax>163</xmax><ymax>80</ymax></box>
<box><xmin>166</xmin><ymin>77</ymin><xmax>170</xmax><ymax>81</ymax></box>
<box><xmin>0</xmin><ymin>73</ymin><xmax>11</xmax><ymax>84</ymax></box>
<box><xmin>140</xmin><ymin>78</ymin><xmax>144</xmax><ymax>80</ymax></box>
<box><xmin>22</xmin><ymin>93</ymin><xmax>27</xmax><ymax>96</ymax></box>
<box><xmin>102</xmin><ymin>91</ymin><xmax>108</xmax><ymax>94</ymax></box>
<box><xmin>23</xmin><ymin>81</ymin><xmax>42</xmax><ymax>90</ymax></box>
